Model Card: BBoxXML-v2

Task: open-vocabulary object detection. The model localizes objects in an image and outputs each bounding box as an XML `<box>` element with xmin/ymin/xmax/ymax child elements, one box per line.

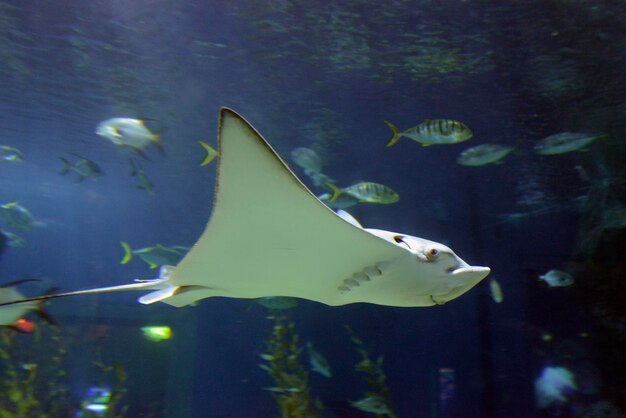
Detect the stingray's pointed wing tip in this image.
<box><xmin>219</xmin><ymin>107</ymin><xmax>245</xmax><ymax>123</ymax></box>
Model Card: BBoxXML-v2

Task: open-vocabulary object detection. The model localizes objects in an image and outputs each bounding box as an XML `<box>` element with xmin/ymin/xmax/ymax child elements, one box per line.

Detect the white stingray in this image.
<box><xmin>0</xmin><ymin>108</ymin><xmax>489</xmax><ymax>310</ymax></box>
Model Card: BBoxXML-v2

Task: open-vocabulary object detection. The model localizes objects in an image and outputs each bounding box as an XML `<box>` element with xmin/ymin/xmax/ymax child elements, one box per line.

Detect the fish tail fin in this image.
<box><xmin>36</xmin><ymin>287</ymin><xmax>60</xmax><ymax>326</ymax></box>
<box><xmin>59</xmin><ymin>157</ymin><xmax>72</xmax><ymax>175</ymax></box>
<box><xmin>384</xmin><ymin>121</ymin><xmax>401</xmax><ymax>147</ymax></box>
<box><xmin>120</xmin><ymin>241</ymin><xmax>132</xmax><ymax>264</ymax></box>
<box><xmin>325</xmin><ymin>182</ymin><xmax>342</xmax><ymax>202</ymax></box>
<box><xmin>153</xmin><ymin>130</ymin><xmax>166</xmax><ymax>156</ymax></box>
<box><xmin>36</xmin><ymin>303</ymin><xmax>57</xmax><ymax>326</ymax></box>
<box><xmin>197</xmin><ymin>140</ymin><xmax>218</xmax><ymax>166</ymax></box>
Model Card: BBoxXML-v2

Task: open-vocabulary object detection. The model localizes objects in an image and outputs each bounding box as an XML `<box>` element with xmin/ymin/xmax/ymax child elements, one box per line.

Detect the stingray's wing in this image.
<box><xmin>156</xmin><ymin>108</ymin><xmax>409</xmax><ymax>307</ymax></box>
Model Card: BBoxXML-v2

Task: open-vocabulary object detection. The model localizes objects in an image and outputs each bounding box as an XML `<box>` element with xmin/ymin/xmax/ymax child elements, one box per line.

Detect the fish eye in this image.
<box><xmin>424</xmin><ymin>246</ymin><xmax>440</xmax><ymax>261</ymax></box>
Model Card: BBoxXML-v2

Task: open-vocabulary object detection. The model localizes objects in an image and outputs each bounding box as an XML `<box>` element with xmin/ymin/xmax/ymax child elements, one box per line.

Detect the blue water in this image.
<box><xmin>1</xmin><ymin>1</ymin><xmax>625</xmax><ymax>417</ymax></box>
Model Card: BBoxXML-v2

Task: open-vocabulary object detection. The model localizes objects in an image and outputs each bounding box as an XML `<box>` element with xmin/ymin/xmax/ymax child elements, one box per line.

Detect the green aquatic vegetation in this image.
<box><xmin>346</xmin><ymin>327</ymin><xmax>397</xmax><ymax>418</ymax></box>
<box><xmin>84</xmin><ymin>346</ymin><xmax>129</xmax><ymax>418</ymax></box>
<box><xmin>0</xmin><ymin>325</ymin><xmax>129</xmax><ymax>418</ymax></box>
<box><xmin>0</xmin><ymin>326</ymin><xmax>72</xmax><ymax>417</ymax></box>
<box><xmin>260</xmin><ymin>316</ymin><xmax>322</xmax><ymax>418</ymax></box>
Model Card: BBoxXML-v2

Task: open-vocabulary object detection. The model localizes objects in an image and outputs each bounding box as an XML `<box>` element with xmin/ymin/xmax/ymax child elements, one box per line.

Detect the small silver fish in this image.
<box><xmin>386</xmin><ymin>119</ymin><xmax>472</xmax><ymax>147</ymax></box>
<box><xmin>0</xmin><ymin>279</ymin><xmax>54</xmax><ymax>331</ymax></box>
<box><xmin>0</xmin><ymin>146</ymin><xmax>23</xmax><ymax>163</ymax></box>
<box><xmin>264</xmin><ymin>387</ymin><xmax>301</xmax><ymax>393</ymax></box>
<box><xmin>538</xmin><ymin>270</ymin><xmax>574</xmax><ymax>287</ymax></box>
<box><xmin>129</xmin><ymin>159</ymin><xmax>154</xmax><ymax>195</ymax></box>
<box><xmin>307</xmin><ymin>171</ymin><xmax>335</xmax><ymax>188</ymax></box>
<box><xmin>59</xmin><ymin>154</ymin><xmax>104</xmax><ymax>182</ymax></box>
<box><xmin>457</xmin><ymin>144</ymin><xmax>514</xmax><ymax>166</ymax></box>
<box><xmin>534</xmin><ymin>132</ymin><xmax>604</xmax><ymax>155</ymax></box>
<box><xmin>2</xmin><ymin>231</ymin><xmax>26</xmax><ymax>248</ymax></box>
<box><xmin>306</xmin><ymin>342</ymin><xmax>332</xmax><ymax>378</ymax></box>
<box><xmin>0</xmin><ymin>202</ymin><xmax>35</xmax><ymax>231</ymax></box>
<box><xmin>290</xmin><ymin>148</ymin><xmax>334</xmax><ymax>188</ymax></box>
<box><xmin>291</xmin><ymin>147</ymin><xmax>322</xmax><ymax>174</ymax></box>
<box><xmin>489</xmin><ymin>277</ymin><xmax>503</xmax><ymax>303</ymax></box>
<box><xmin>351</xmin><ymin>395</ymin><xmax>391</xmax><ymax>415</ymax></box>
<box><xmin>96</xmin><ymin>118</ymin><xmax>163</xmax><ymax>155</ymax></box>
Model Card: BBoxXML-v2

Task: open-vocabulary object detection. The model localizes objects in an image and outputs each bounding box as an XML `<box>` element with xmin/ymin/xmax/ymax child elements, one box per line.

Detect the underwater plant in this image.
<box><xmin>259</xmin><ymin>315</ymin><xmax>323</xmax><ymax>418</ymax></box>
<box><xmin>346</xmin><ymin>327</ymin><xmax>397</xmax><ymax>418</ymax></box>
<box><xmin>0</xmin><ymin>324</ymin><xmax>129</xmax><ymax>418</ymax></box>
<box><xmin>0</xmin><ymin>325</ymin><xmax>71</xmax><ymax>416</ymax></box>
<box><xmin>81</xmin><ymin>346</ymin><xmax>128</xmax><ymax>418</ymax></box>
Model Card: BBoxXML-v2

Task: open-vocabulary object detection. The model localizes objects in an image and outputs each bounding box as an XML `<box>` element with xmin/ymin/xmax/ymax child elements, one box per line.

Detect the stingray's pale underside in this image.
<box><xmin>0</xmin><ymin>108</ymin><xmax>490</xmax><ymax>310</ymax></box>
<box><xmin>144</xmin><ymin>108</ymin><xmax>490</xmax><ymax>307</ymax></box>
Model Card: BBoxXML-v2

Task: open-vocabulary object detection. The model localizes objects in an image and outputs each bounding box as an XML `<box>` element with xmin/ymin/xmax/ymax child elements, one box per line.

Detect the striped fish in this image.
<box><xmin>385</xmin><ymin>119</ymin><xmax>472</xmax><ymax>147</ymax></box>
<box><xmin>327</xmin><ymin>182</ymin><xmax>399</xmax><ymax>204</ymax></box>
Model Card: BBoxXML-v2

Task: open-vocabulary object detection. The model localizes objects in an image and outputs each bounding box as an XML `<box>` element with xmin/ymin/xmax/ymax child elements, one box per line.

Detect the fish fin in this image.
<box><xmin>120</xmin><ymin>242</ymin><xmax>132</xmax><ymax>264</ymax></box>
<box><xmin>325</xmin><ymin>182</ymin><xmax>342</xmax><ymax>202</ymax></box>
<box><xmin>5</xmin><ymin>202</ymin><xmax>18</xmax><ymax>208</ymax></box>
<box><xmin>36</xmin><ymin>288</ymin><xmax>59</xmax><ymax>326</ymax></box>
<box><xmin>384</xmin><ymin>121</ymin><xmax>402</xmax><ymax>147</ymax></box>
<box><xmin>131</xmin><ymin>147</ymin><xmax>152</xmax><ymax>161</ymax></box>
<box><xmin>197</xmin><ymin>140</ymin><xmax>218</xmax><ymax>166</ymax></box>
<box><xmin>148</xmin><ymin>262</ymin><xmax>158</xmax><ymax>269</ymax></box>
<box><xmin>59</xmin><ymin>157</ymin><xmax>72</xmax><ymax>175</ymax></box>
<box><xmin>421</xmin><ymin>143</ymin><xmax>431</xmax><ymax>147</ymax></box>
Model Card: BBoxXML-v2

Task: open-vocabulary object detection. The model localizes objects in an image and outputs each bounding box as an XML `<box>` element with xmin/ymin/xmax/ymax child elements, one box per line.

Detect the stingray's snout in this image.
<box><xmin>451</xmin><ymin>265</ymin><xmax>491</xmax><ymax>281</ymax></box>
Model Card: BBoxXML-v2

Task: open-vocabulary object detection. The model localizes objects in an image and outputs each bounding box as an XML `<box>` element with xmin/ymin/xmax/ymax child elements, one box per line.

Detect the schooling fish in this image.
<box><xmin>0</xmin><ymin>202</ymin><xmax>35</xmax><ymax>231</ymax></box>
<box><xmin>489</xmin><ymin>277</ymin><xmax>503</xmax><ymax>303</ymax></box>
<box><xmin>457</xmin><ymin>144</ymin><xmax>514</xmax><ymax>166</ymax></box>
<box><xmin>385</xmin><ymin>119</ymin><xmax>472</xmax><ymax>147</ymax></box>
<box><xmin>534</xmin><ymin>132</ymin><xmax>604</xmax><ymax>155</ymax></box>
<box><xmin>306</xmin><ymin>342</ymin><xmax>332</xmax><ymax>378</ymax></box>
<box><xmin>538</xmin><ymin>270</ymin><xmax>574</xmax><ymax>287</ymax></box>
<box><xmin>351</xmin><ymin>395</ymin><xmax>391</xmax><ymax>415</ymax></box>
<box><xmin>0</xmin><ymin>145</ymin><xmax>24</xmax><ymax>163</ymax></box>
<box><xmin>290</xmin><ymin>147</ymin><xmax>334</xmax><ymax>187</ymax></box>
<box><xmin>0</xmin><ymin>279</ymin><xmax>55</xmax><ymax>332</ymax></box>
<box><xmin>96</xmin><ymin>118</ymin><xmax>164</xmax><ymax>156</ymax></box>
<box><xmin>59</xmin><ymin>154</ymin><xmax>104</xmax><ymax>182</ymax></box>
<box><xmin>120</xmin><ymin>242</ymin><xmax>188</xmax><ymax>269</ymax></box>
<box><xmin>327</xmin><ymin>182</ymin><xmax>399</xmax><ymax>204</ymax></box>
<box><xmin>291</xmin><ymin>147</ymin><xmax>323</xmax><ymax>174</ymax></box>
<box><xmin>2</xmin><ymin>230</ymin><xmax>26</xmax><ymax>248</ymax></box>
<box><xmin>129</xmin><ymin>159</ymin><xmax>154</xmax><ymax>195</ymax></box>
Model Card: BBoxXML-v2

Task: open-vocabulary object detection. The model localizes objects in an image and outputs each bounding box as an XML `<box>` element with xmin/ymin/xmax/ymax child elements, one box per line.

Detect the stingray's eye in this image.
<box><xmin>424</xmin><ymin>246</ymin><xmax>440</xmax><ymax>261</ymax></box>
